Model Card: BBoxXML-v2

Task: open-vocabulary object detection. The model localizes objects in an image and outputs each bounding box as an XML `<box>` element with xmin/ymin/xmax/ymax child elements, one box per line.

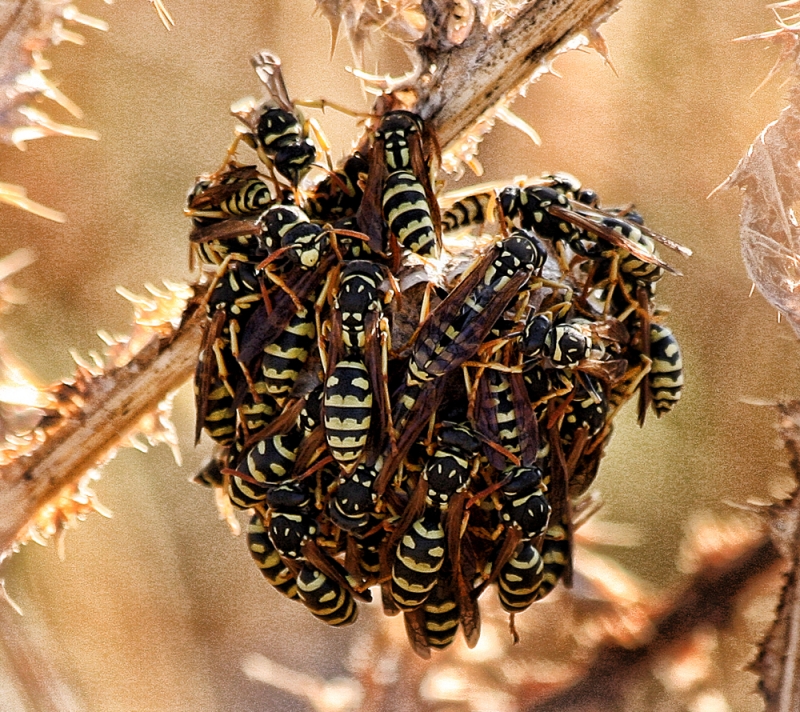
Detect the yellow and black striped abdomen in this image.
<box><xmin>323</xmin><ymin>359</ymin><xmax>373</xmax><ymax>472</ymax></box>
<box><xmin>228</xmin><ymin>474</ymin><xmax>268</xmax><ymax>510</ymax></box>
<box><xmin>421</xmin><ymin>579</ymin><xmax>460</xmax><ymax>649</ymax></box>
<box><xmin>297</xmin><ymin>564</ymin><xmax>359</xmax><ymax>627</ymax></box>
<box><xmin>488</xmin><ymin>371</ymin><xmax>522</xmax><ymax>459</ymax></box>
<box><xmin>441</xmin><ymin>193</ymin><xmax>491</xmax><ymax>232</ymax></box>
<box><xmin>219</xmin><ymin>179</ymin><xmax>273</xmax><ymax>216</ymax></box>
<box><xmin>391</xmin><ymin>509</ymin><xmax>446</xmax><ymax>610</ymax></box>
<box><xmin>200</xmin><ymin>375</ymin><xmax>236</xmax><ymax>446</ymax></box>
<box><xmin>247</xmin><ymin>514</ymin><xmax>299</xmax><ymax>599</ymax></box>
<box><xmin>261</xmin><ymin>307</ymin><xmax>316</xmax><ymax>399</ymax></box>
<box><xmin>497</xmin><ymin>539</ymin><xmax>544</xmax><ymax>612</ymax></box>
<box><xmin>649</xmin><ymin>323</ymin><xmax>683</xmax><ymax>417</ymax></box>
<box><xmin>615</xmin><ymin>224</ymin><xmax>663</xmax><ymax>284</ymax></box>
<box><xmin>239</xmin><ymin>386</ymin><xmax>278</xmax><ymax>437</ymax></box>
<box><xmin>382</xmin><ymin>171</ymin><xmax>437</xmax><ymax>258</ymax></box>
<box><xmin>532</xmin><ymin>524</ymin><xmax>570</xmax><ymax>602</ymax></box>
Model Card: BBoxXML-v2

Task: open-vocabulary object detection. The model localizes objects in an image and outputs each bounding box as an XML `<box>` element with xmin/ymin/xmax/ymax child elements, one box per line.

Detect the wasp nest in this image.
<box><xmin>186</xmin><ymin>51</ymin><xmax>686</xmax><ymax>656</ymax></box>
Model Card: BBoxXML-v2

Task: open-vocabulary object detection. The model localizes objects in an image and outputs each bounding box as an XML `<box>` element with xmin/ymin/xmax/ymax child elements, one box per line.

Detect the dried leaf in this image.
<box><xmin>718</xmin><ymin>16</ymin><xmax>800</xmax><ymax>336</ymax></box>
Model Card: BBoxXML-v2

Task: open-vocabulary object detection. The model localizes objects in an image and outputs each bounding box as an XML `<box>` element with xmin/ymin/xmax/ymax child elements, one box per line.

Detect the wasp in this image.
<box><xmin>228</xmin><ymin>471</ymin><xmax>269</xmax><ymax>510</ymax></box>
<box><xmin>404</xmin><ymin>231</ymin><xmax>546</xmax><ymax>391</ymax></box>
<box><xmin>247</xmin><ymin>513</ymin><xmax>299</xmax><ymax>599</ymax></box>
<box><xmin>390</xmin><ymin>508</ymin><xmax>447</xmax><ymax>609</ymax></box>
<box><xmin>645</xmin><ymin>322</ymin><xmax>684</xmax><ymax>417</ymax></box>
<box><xmin>186</xmin><ymin>167</ymin><xmax>275</xmax><ymax>269</ymax></box>
<box><xmin>497</xmin><ymin>538</ymin><xmax>545</xmax><ymax>613</ymax></box>
<box><xmin>470</xmin><ymin>366</ymin><xmax>539</xmax><ymax>470</ymax></box>
<box><xmin>195</xmin><ymin>361</ymin><xmax>237</xmax><ymax>447</ymax></box>
<box><xmin>382</xmin><ymin>170</ymin><xmax>439</xmax><ymax>258</ymax></box>
<box><xmin>417</xmin><ymin>579</ymin><xmax>461</xmax><ymax>652</ymax></box>
<box><xmin>236</xmin><ymin>243</ymin><xmax>337</xmax><ymax>374</ymax></box>
<box><xmin>305</xmin><ymin>152</ymin><xmax>368</xmax><ymax>221</ymax></box>
<box><xmin>328</xmin><ymin>458</ymin><xmax>381</xmax><ymax>534</ymax></box>
<box><xmin>440</xmin><ymin>192</ymin><xmax>493</xmax><ymax>233</ymax></box>
<box><xmin>502</xmin><ymin>185</ymin><xmax>683</xmax><ymax>279</ymax></box>
<box><xmin>226</xmin><ymin>429</ymin><xmax>302</xmax><ymax>508</ymax></box>
<box><xmin>239</xmin><ymin>385</ymin><xmax>279</xmax><ymax>439</ymax></box>
<box><xmin>375</xmin><ymin>232</ymin><xmax>545</xmax><ymax>493</ymax></box>
<box><xmin>322</xmin><ymin>261</ymin><xmax>393</xmax><ymax>473</ymax></box>
<box><xmin>323</xmin><ymin>359</ymin><xmax>374</xmax><ymax>473</ymax></box>
<box><xmin>194</xmin><ymin>261</ymin><xmax>267</xmax><ymax>443</ymax></box>
<box><xmin>233</xmin><ymin>51</ymin><xmax>318</xmax><ymax>186</ymax></box>
<box><xmin>358</xmin><ymin>110</ymin><xmax>441</xmax><ymax>258</ymax></box>
<box><xmin>388</xmin><ymin>423</ymin><xmax>482</xmax><ymax>649</ymax></box>
<box><xmin>187</xmin><ymin>165</ymin><xmax>274</xmax><ymax>222</ymax></box>
<box><xmin>296</xmin><ymin>564</ymin><xmax>360</xmax><ymax>627</ymax></box>
<box><xmin>557</xmin><ymin>374</ymin><xmax>608</xmax><ymax>445</ymax></box>
<box><xmin>520</xmin><ymin>311</ymin><xmax>593</xmax><ymax>368</ymax></box>
<box><xmin>499</xmin><ymin>465</ymin><xmax>551</xmax><ymax>539</ymax></box>
<box><xmin>530</xmin><ymin>520</ymin><xmax>571</xmax><ymax>602</ymax></box>
<box><xmin>260</xmin><ymin>306</ymin><xmax>317</xmax><ymax>402</ymax></box>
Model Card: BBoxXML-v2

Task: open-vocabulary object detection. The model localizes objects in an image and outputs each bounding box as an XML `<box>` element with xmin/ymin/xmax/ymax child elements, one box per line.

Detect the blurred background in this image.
<box><xmin>0</xmin><ymin>0</ymin><xmax>795</xmax><ymax>710</ymax></box>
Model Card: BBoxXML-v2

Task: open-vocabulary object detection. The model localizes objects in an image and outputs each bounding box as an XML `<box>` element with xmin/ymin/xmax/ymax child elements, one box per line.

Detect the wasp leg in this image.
<box><xmin>262</xmin><ymin>267</ymin><xmax>306</xmax><ymax>312</ymax></box>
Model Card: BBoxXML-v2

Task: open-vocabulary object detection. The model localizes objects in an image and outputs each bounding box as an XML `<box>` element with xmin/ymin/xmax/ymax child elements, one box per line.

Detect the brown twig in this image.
<box><xmin>0</xmin><ymin>305</ymin><xmax>205</xmax><ymax>557</ymax></box>
<box><xmin>526</xmin><ymin>535</ymin><xmax>782</xmax><ymax>712</ymax></box>
<box><xmin>413</xmin><ymin>0</ymin><xmax>621</xmax><ymax>148</ymax></box>
<box><xmin>754</xmin><ymin>400</ymin><xmax>800</xmax><ymax>710</ymax></box>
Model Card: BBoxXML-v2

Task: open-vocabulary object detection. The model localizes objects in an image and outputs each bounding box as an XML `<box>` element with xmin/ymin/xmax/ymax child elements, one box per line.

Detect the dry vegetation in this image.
<box><xmin>0</xmin><ymin>1</ymin><xmax>799</xmax><ymax>711</ymax></box>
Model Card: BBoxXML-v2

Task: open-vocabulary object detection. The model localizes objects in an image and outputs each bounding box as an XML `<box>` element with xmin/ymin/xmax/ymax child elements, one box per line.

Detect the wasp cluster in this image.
<box><xmin>186</xmin><ymin>51</ymin><xmax>686</xmax><ymax>656</ymax></box>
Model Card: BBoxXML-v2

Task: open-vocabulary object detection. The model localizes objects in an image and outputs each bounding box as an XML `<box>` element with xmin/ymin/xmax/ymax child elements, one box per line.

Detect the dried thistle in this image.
<box><xmin>717</xmin><ymin>5</ymin><xmax>800</xmax><ymax>337</ymax></box>
<box><xmin>0</xmin><ymin>281</ymin><xmax>198</xmax><ymax>560</ymax></box>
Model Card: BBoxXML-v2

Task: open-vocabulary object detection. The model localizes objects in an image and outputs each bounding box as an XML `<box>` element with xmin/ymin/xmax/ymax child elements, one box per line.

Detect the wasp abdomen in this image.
<box><xmin>391</xmin><ymin>509</ymin><xmax>446</xmax><ymax>610</ymax></box>
<box><xmin>323</xmin><ymin>359</ymin><xmax>373</xmax><ymax>472</ymax></box>
<box><xmin>261</xmin><ymin>307</ymin><xmax>316</xmax><ymax>398</ymax></box>
<box><xmin>497</xmin><ymin>539</ymin><xmax>545</xmax><ymax>612</ymax></box>
<box><xmin>383</xmin><ymin>171</ymin><xmax>438</xmax><ymax>258</ymax></box>
<box><xmin>649</xmin><ymin>323</ymin><xmax>684</xmax><ymax>416</ymax></box>
<box><xmin>247</xmin><ymin>514</ymin><xmax>299</xmax><ymax>599</ymax></box>
<box><xmin>297</xmin><ymin>564</ymin><xmax>359</xmax><ymax>627</ymax></box>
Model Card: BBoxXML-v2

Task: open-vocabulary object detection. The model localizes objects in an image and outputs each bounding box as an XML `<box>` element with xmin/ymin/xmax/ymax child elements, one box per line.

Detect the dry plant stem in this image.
<box><xmin>0</xmin><ymin>307</ymin><xmax>205</xmax><ymax>556</ymax></box>
<box><xmin>415</xmin><ymin>0</ymin><xmax>621</xmax><ymax>147</ymax></box>
<box><xmin>755</xmin><ymin>400</ymin><xmax>800</xmax><ymax>710</ymax></box>
<box><xmin>527</xmin><ymin>535</ymin><xmax>781</xmax><ymax>712</ymax></box>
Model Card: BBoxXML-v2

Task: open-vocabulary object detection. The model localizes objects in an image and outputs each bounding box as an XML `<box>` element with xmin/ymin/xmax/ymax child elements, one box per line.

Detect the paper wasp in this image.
<box><xmin>232</xmin><ymin>51</ymin><xmax>318</xmax><ymax>186</ymax></box>
<box><xmin>374</xmin><ymin>232</ymin><xmax>543</xmax><ymax>494</ymax></box>
<box><xmin>382</xmin><ymin>422</ymin><xmax>482</xmax><ymax>650</ymax></box>
<box><xmin>247</xmin><ymin>513</ymin><xmax>300</xmax><ymax>599</ymax></box>
<box><xmin>305</xmin><ymin>152</ymin><xmax>369</xmax><ymax>222</ymax></box>
<box><xmin>321</xmin><ymin>260</ymin><xmax>393</xmax><ymax>474</ymax></box>
<box><xmin>357</xmin><ymin>110</ymin><xmax>441</xmax><ymax>258</ymax></box>
<box><xmin>644</xmin><ymin>322</ymin><xmax>684</xmax><ymax>417</ymax></box>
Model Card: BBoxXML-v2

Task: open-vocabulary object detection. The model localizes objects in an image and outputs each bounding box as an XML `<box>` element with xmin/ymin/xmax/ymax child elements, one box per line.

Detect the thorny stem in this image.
<box><xmin>526</xmin><ymin>535</ymin><xmax>782</xmax><ymax>712</ymax></box>
<box><xmin>0</xmin><ymin>306</ymin><xmax>205</xmax><ymax>556</ymax></box>
<box><xmin>414</xmin><ymin>0</ymin><xmax>621</xmax><ymax>148</ymax></box>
